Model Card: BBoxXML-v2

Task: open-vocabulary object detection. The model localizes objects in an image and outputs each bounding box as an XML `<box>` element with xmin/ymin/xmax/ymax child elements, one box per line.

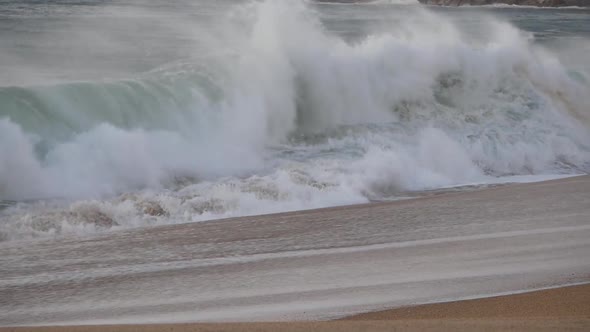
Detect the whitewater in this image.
<box><xmin>0</xmin><ymin>0</ymin><xmax>589</xmax><ymax>241</ymax></box>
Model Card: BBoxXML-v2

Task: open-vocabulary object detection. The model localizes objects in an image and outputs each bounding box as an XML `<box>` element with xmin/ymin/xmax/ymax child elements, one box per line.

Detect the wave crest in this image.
<box><xmin>0</xmin><ymin>0</ymin><xmax>589</xmax><ymax>241</ymax></box>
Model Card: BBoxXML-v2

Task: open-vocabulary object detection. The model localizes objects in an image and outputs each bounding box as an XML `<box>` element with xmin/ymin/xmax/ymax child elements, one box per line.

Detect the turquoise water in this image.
<box><xmin>0</xmin><ymin>1</ymin><xmax>589</xmax><ymax>241</ymax></box>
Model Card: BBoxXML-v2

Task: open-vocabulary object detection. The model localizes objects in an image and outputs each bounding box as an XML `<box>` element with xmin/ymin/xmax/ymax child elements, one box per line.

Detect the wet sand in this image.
<box><xmin>2</xmin><ymin>284</ymin><xmax>589</xmax><ymax>331</ymax></box>
<box><xmin>1</xmin><ymin>176</ymin><xmax>589</xmax><ymax>328</ymax></box>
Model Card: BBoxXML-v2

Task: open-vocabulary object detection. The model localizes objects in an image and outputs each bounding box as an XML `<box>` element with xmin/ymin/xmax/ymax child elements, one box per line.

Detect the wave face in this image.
<box><xmin>1</xmin><ymin>0</ymin><xmax>589</xmax><ymax>241</ymax></box>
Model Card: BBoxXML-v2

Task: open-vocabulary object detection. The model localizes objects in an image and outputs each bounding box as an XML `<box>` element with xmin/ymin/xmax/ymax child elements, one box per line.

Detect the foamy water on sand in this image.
<box><xmin>0</xmin><ymin>1</ymin><xmax>589</xmax><ymax>241</ymax></box>
<box><xmin>1</xmin><ymin>176</ymin><xmax>589</xmax><ymax>325</ymax></box>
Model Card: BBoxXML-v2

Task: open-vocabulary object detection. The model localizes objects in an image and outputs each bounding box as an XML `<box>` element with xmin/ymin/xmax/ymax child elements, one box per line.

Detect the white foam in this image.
<box><xmin>0</xmin><ymin>0</ymin><xmax>589</xmax><ymax>241</ymax></box>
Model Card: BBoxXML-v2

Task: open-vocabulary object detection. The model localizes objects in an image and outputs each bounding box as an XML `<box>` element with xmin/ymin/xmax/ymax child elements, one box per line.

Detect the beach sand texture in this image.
<box><xmin>1</xmin><ymin>176</ymin><xmax>589</xmax><ymax>328</ymax></box>
<box><xmin>2</xmin><ymin>284</ymin><xmax>590</xmax><ymax>331</ymax></box>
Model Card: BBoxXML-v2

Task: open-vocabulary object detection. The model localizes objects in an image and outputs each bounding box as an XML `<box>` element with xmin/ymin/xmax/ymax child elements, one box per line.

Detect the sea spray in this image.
<box><xmin>0</xmin><ymin>0</ymin><xmax>588</xmax><ymax>241</ymax></box>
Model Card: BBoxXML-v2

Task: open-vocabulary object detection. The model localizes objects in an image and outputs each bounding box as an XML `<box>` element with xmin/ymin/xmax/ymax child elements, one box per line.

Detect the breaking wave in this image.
<box><xmin>1</xmin><ymin>0</ymin><xmax>589</xmax><ymax>241</ymax></box>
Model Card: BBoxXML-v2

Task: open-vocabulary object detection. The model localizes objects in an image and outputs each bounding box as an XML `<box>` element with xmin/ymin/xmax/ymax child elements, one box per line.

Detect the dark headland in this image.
<box><xmin>316</xmin><ymin>0</ymin><xmax>589</xmax><ymax>7</ymax></box>
<box><xmin>417</xmin><ymin>0</ymin><xmax>590</xmax><ymax>7</ymax></box>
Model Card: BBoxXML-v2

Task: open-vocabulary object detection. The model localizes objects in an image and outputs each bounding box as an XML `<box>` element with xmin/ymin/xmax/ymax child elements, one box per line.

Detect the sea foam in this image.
<box><xmin>0</xmin><ymin>0</ymin><xmax>588</xmax><ymax>241</ymax></box>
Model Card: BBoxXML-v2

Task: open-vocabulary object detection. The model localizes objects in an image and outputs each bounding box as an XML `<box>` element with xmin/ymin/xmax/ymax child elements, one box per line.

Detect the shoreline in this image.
<box><xmin>0</xmin><ymin>173</ymin><xmax>581</xmax><ymax>245</ymax></box>
<box><xmin>1</xmin><ymin>176</ymin><xmax>589</xmax><ymax>327</ymax></box>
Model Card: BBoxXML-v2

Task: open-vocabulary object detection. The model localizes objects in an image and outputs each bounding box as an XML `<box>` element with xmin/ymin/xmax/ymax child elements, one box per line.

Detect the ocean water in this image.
<box><xmin>0</xmin><ymin>0</ymin><xmax>589</xmax><ymax>241</ymax></box>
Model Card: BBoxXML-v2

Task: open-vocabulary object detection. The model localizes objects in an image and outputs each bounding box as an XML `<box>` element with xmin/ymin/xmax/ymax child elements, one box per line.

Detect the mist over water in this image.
<box><xmin>1</xmin><ymin>0</ymin><xmax>589</xmax><ymax>241</ymax></box>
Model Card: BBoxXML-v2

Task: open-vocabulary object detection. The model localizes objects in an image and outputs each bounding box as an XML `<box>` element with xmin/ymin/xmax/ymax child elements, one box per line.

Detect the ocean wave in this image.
<box><xmin>1</xmin><ymin>0</ymin><xmax>589</xmax><ymax>241</ymax></box>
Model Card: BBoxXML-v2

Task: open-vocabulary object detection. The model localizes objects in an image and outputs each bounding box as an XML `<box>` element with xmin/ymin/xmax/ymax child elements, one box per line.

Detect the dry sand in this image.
<box><xmin>1</xmin><ymin>176</ymin><xmax>589</xmax><ymax>330</ymax></box>
<box><xmin>347</xmin><ymin>283</ymin><xmax>590</xmax><ymax>320</ymax></box>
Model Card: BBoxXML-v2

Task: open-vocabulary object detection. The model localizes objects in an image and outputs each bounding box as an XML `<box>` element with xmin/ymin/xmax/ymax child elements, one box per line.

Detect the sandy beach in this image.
<box><xmin>2</xmin><ymin>284</ymin><xmax>589</xmax><ymax>331</ymax></box>
<box><xmin>1</xmin><ymin>176</ymin><xmax>589</xmax><ymax>330</ymax></box>
<box><xmin>2</xmin><ymin>0</ymin><xmax>590</xmax><ymax>330</ymax></box>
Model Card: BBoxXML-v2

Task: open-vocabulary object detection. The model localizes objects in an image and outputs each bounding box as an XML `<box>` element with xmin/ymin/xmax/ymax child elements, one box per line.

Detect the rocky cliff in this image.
<box><xmin>418</xmin><ymin>0</ymin><xmax>589</xmax><ymax>6</ymax></box>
